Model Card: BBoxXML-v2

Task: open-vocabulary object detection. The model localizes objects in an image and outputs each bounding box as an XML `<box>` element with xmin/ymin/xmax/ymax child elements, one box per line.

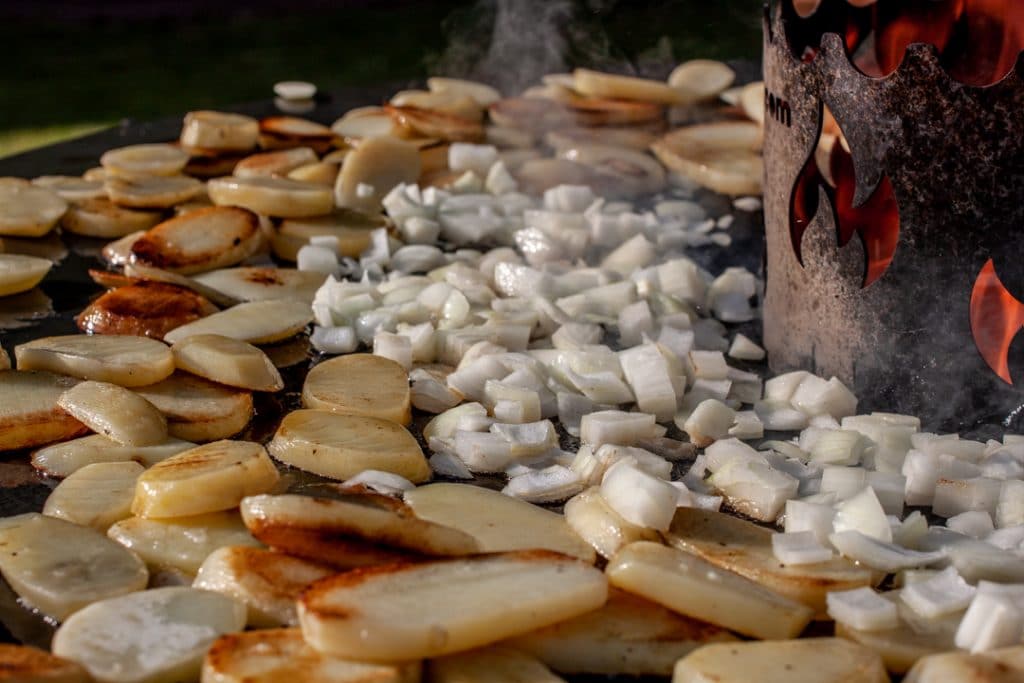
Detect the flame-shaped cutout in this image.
<box><xmin>971</xmin><ymin>259</ymin><xmax>1024</xmax><ymax>384</ymax></box>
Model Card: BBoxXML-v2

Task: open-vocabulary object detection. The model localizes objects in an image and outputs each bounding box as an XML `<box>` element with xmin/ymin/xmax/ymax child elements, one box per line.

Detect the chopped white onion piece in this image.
<box><xmin>820</xmin><ymin>466</ymin><xmax>867</xmax><ymax>501</ymax></box>
<box><xmin>682</xmin><ymin>399</ymin><xmax>736</xmax><ymax>448</ymax></box>
<box><xmin>933</xmin><ymin>477</ymin><xmax>1002</xmax><ymax>519</ymax></box>
<box><xmin>616</xmin><ymin>300</ymin><xmax>655</xmax><ymax>348</ymax></box>
<box><xmin>410</xmin><ymin>370</ymin><xmax>462</xmax><ymax>414</ymax></box>
<box><xmin>728</xmin><ymin>333</ymin><xmax>765</xmax><ymax>361</ymax></box>
<box><xmin>708</xmin><ymin>458</ymin><xmax>798</xmax><ymax>522</ymax></box>
<box><xmin>619</xmin><ymin>344</ymin><xmax>677</xmax><ymax>422</ymax></box>
<box><xmin>372</xmin><ymin>331</ymin><xmax>412</xmax><ymax>370</ymax></box>
<box><xmin>341</xmin><ymin>470</ymin><xmax>415</xmax><ymax>497</ymax></box>
<box><xmin>490</xmin><ymin>420</ymin><xmax>558</xmax><ymax>458</ymax></box>
<box><xmin>829</xmin><ymin>530</ymin><xmax>947</xmax><ymax>572</ymax></box>
<box><xmin>955</xmin><ymin>592</ymin><xmax>1024</xmax><ymax>653</ymax></box>
<box><xmin>599</xmin><ymin>459</ymin><xmax>679</xmax><ymax>532</ymax></box>
<box><xmin>900</xmin><ymin>566</ymin><xmax>976</xmax><ymax>619</ymax></box>
<box><xmin>867</xmin><ymin>471</ymin><xmax>906</xmax><ymax>516</ymax></box>
<box><xmin>946</xmin><ymin>510</ymin><xmax>995</xmax><ymax>539</ymax></box>
<box><xmin>754</xmin><ymin>399</ymin><xmax>809</xmax><ymax>431</ymax></box>
<box><xmin>297</xmin><ymin>244</ymin><xmax>339</xmax><ymax>275</ymax></box>
<box><xmin>808</xmin><ymin>429</ymin><xmax>868</xmax><ymax>466</ymax></box>
<box><xmin>449</xmin><ymin>143</ymin><xmax>499</xmax><ymax>177</ymax></box>
<box><xmin>424</xmin><ymin>402</ymin><xmax>487</xmax><ymax>441</ymax></box>
<box><xmin>704</xmin><ymin>438</ymin><xmax>766</xmax><ymax>472</ymax></box>
<box><xmin>784</xmin><ymin>499</ymin><xmax>835</xmax><ymax>545</ymax></box>
<box><xmin>310</xmin><ymin>325</ymin><xmax>358</xmax><ymax>354</ymax></box>
<box><xmin>733</xmin><ymin>196</ymin><xmax>762</xmax><ymax>212</ymax></box>
<box><xmin>826</xmin><ymin>587</ymin><xmax>899</xmax><ymax>632</ymax></box>
<box><xmin>453</xmin><ymin>430</ymin><xmax>514</xmax><ymax>473</ymax></box>
<box><xmin>772</xmin><ymin>530</ymin><xmax>834</xmax><ymax>566</ymax></box>
<box><xmin>833</xmin><ymin>486</ymin><xmax>892</xmax><ymax>542</ymax></box>
<box><xmin>790</xmin><ymin>375</ymin><xmax>858</xmax><ymax>419</ymax></box>
<box><xmin>728</xmin><ymin>410</ymin><xmax>763</xmax><ymax>440</ymax></box>
<box><xmin>428</xmin><ymin>451</ymin><xmax>473</xmax><ymax>480</ymax></box>
<box><xmin>502</xmin><ymin>465</ymin><xmax>582</xmax><ymax>504</ymax></box>
<box><xmin>580</xmin><ymin>410</ymin><xmax>659</xmax><ymax>448</ymax></box>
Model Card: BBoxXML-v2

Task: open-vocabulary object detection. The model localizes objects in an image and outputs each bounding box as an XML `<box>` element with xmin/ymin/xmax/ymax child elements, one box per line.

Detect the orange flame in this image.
<box><xmin>971</xmin><ymin>259</ymin><xmax>1024</xmax><ymax>384</ymax></box>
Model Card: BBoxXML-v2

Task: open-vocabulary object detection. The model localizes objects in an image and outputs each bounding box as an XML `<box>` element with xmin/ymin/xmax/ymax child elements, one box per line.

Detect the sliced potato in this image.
<box><xmin>57</xmin><ymin>380</ymin><xmax>167</xmax><ymax>446</ymax></box>
<box><xmin>673</xmin><ymin>638</ymin><xmax>889</xmax><ymax>683</ymax></box>
<box><xmin>606</xmin><ymin>541</ymin><xmax>814</xmax><ymax>640</ymax></box>
<box><xmin>429</xmin><ymin>646</ymin><xmax>564</xmax><ymax>683</ymax></box>
<box><xmin>740</xmin><ymin>81</ymin><xmax>766</xmax><ymax>125</ymax></box>
<box><xmin>105</xmin><ymin>175</ymin><xmax>203</xmax><ymax>209</ymax></box>
<box><xmin>193</xmin><ymin>267</ymin><xmax>325</xmax><ymax>303</ymax></box>
<box><xmin>101</xmin><ymin>229</ymin><xmax>146</xmax><ymax>267</ymax></box>
<box><xmin>234</xmin><ymin>146</ymin><xmax>319</xmax><ymax>178</ymax></box>
<box><xmin>76</xmin><ymin>281</ymin><xmax>219</xmax><ymax>339</ymax></box>
<box><xmin>101</xmin><ymin>143</ymin><xmax>189</xmax><ymax>177</ymax></box>
<box><xmin>405</xmin><ymin>483</ymin><xmax>595</xmax><ymax>562</ymax></box>
<box><xmin>43</xmin><ymin>461</ymin><xmax>145</xmax><ymax>531</ymax></box>
<box><xmin>0</xmin><ymin>513</ymin><xmax>148</xmax><ymax>621</ymax></box>
<box><xmin>0</xmin><ymin>370</ymin><xmax>87</xmax><ymax>451</ymax></box>
<box><xmin>0</xmin><ymin>643</ymin><xmax>91</xmax><ymax>682</ymax></box>
<box><xmin>134</xmin><ymin>373</ymin><xmax>254</xmax><ymax>442</ymax></box>
<box><xmin>123</xmin><ymin>262</ymin><xmax>241</xmax><ymax>308</ymax></box>
<box><xmin>334</xmin><ymin>135</ymin><xmax>421</xmax><ymax>213</ymax></box>
<box><xmin>16</xmin><ymin>334</ymin><xmax>174</xmax><ymax>387</ymax></box>
<box><xmin>193</xmin><ymin>546</ymin><xmax>334</xmax><ymax>627</ymax></box>
<box><xmin>183</xmin><ymin>151</ymin><xmax>245</xmax><ymax>179</ymax></box>
<box><xmin>563</xmin><ymin>487</ymin><xmax>659</xmax><ymax>560</ymax></box>
<box><xmin>52</xmin><ymin>587</ymin><xmax>246</xmax><ymax>683</ymax></box>
<box><xmin>559</xmin><ymin>143</ymin><xmax>666</xmax><ymax>197</ymax></box>
<box><xmin>0</xmin><ymin>254</ymin><xmax>52</xmax><ymax>297</ymax></box>
<box><xmin>172</xmin><ymin>334</ymin><xmax>283</xmax><ymax>391</ymax></box>
<box><xmin>207</xmin><ymin>176</ymin><xmax>334</xmax><ymax>218</ymax></box>
<box><xmin>32</xmin><ymin>174</ymin><xmax>107</xmax><ymax>201</ymax></box>
<box><xmin>299</xmin><ymin>551</ymin><xmax>608</xmax><ymax>661</ymax></box>
<box><xmin>129</xmin><ymin>206</ymin><xmax>262</xmax><ymax>275</ymax></box>
<box><xmin>905</xmin><ymin>646</ymin><xmax>1024</xmax><ymax>682</ymax></box>
<box><xmin>652</xmin><ymin>121</ymin><xmax>763</xmax><ymax>196</ymax></box>
<box><xmin>509</xmin><ymin>589</ymin><xmax>736</xmax><ymax>677</ymax></box>
<box><xmin>331</xmin><ymin>107</ymin><xmax>400</xmax><ymax>142</ymax></box>
<box><xmin>133</xmin><ymin>440</ymin><xmax>279</xmax><ymax>518</ymax></box>
<box><xmin>667</xmin><ymin>59</ymin><xmax>736</xmax><ymax>101</ymax></box>
<box><xmin>180</xmin><ymin>110</ymin><xmax>260</xmax><ymax>151</ymax></box>
<box><xmin>243</xmin><ymin>521</ymin><xmax>415</xmax><ymax>570</ymax></box>
<box><xmin>268</xmin><ymin>409</ymin><xmax>430</xmax><ymax>483</ymax></box>
<box><xmin>573</xmin><ymin>68</ymin><xmax>686</xmax><ymax>105</ymax></box>
<box><xmin>107</xmin><ymin>510</ymin><xmax>260</xmax><ymax>576</ymax></box>
<box><xmin>31</xmin><ymin>434</ymin><xmax>196</xmax><ymax>478</ymax></box>
<box><xmin>303</xmin><ymin>353</ymin><xmax>411</xmax><ymax>425</ymax></box>
<box><xmin>666</xmin><ymin>507</ymin><xmax>873</xmax><ymax>616</ymax></box>
<box><xmin>163</xmin><ymin>298</ymin><xmax>313</xmax><ymax>345</ymax></box>
<box><xmin>203</xmin><ymin>628</ymin><xmax>422</xmax><ymax>683</ymax></box>
<box><xmin>61</xmin><ymin>197</ymin><xmax>164</xmax><ymax>238</ymax></box>
<box><xmin>546</xmin><ymin>126</ymin><xmax>657</xmax><ymax>152</ymax></box>
<box><xmin>241</xmin><ymin>493</ymin><xmax>477</xmax><ymax>558</ymax></box>
<box><xmin>259</xmin><ymin>116</ymin><xmax>336</xmax><ymax>153</ymax></box>
<box><xmin>0</xmin><ymin>348</ymin><xmax>8</xmax><ymax>371</ymax></box>
<box><xmin>287</xmin><ymin>161</ymin><xmax>340</xmax><ymax>186</ymax></box>
<box><xmin>273</xmin><ymin>209</ymin><xmax>386</xmax><ymax>260</ymax></box>
<box><xmin>427</xmin><ymin>77</ymin><xmax>501</xmax><ymax>107</ymax></box>
<box><xmin>0</xmin><ymin>181</ymin><xmax>67</xmax><ymax>237</ymax></box>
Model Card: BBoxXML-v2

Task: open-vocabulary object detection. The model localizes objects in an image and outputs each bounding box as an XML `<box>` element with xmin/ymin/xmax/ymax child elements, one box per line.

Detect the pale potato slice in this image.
<box><xmin>134</xmin><ymin>373</ymin><xmax>254</xmax><ymax>442</ymax></box>
<box><xmin>101</xmin><ymin>143</ymin><xmax>190</xmax><ymax>177</ymax></box>
<box><xmin>288</xmin><ymin>161</ymin><xmax>340</xmax><ymax>186</ymax></box>
<box><xmin>108</xmin><ymin>510</ymin><xmax>260</xmax><ymax>575</ymax></box>
<box><xmin>666</xmin><ymin>507</ymin><xmax>873</xmax><ymax>616</ymax></box>
<box><xmin>429</xmin><ymin>646</ymin><xmax>564</xmax><ymax>683</ymax></box>
<box><xmin>0</xmin><ymin>254</ymin><xmax>51</xmax><ymax>297</ymax></box>
<box><xmin>405</xmin><ymin>483</ymin><xmax>595</xmax><ymax>562</ymax></box>
<box><xmin>240</xmin><ymin>493</ymin><xmax>477</xmax><ymax>557</ymax></box>
<box><xmin>15</xmin><ymin>334</ymin><xmax>175</xmax><ymax>387</ymax></box>
<box><xmin>0</xmin><ymin>643</ymin><xmax>91</xmax><ymax>683</ymax></box>
<box><xmin>0</xmin><ymin>181</ymin><xmax>67</xmax><ymax>237</ymax></box>
<box><xmin>133</xmin><ymin>440</ymin><xmax>280</xmax><ymax>518</ymax></box>
<box><xmin>546</xmin><ymin>126</ymin><xmax>657</xmax><ymax>152</ymax></box>
<box><xmin>171</xmin><ymin>334</ymin><xmax>283</xmax><ymax>391</ymax></box>
<box><xmin>509</xmin><ymin>588</ymin><xmax>736</xmax><ymax>677</ymax></box>
<box><xmin>32</xmin><ymin>434</ymin><xmax>196</xmax><ymax>478</ymax></box>
<box><xmin>0</xmin><ymin>513</ymin><xmax>148</xmax><ymax>621</ymax></box>
<box><xmin>563</xmin><ymin>487</ymin><xmax>659</xmax><ymax>560</ymax></box>
<box><xmin>273</xmin><ymin>208</ymin><xmax>386</xmax><ymax>260</ymax></box>
<box><xmin>58</xmin><ymin>380</ymin><xmax>168</xmax><ymax>446</ymax></box>
<box><xmin>43</xmin><ymin>461</ymin><xmax>145</xmax><ymax>531</ymax></box>
<box><xmin>52</xmin><ymin>587</ymin><xmax>246</xmax><ymax>683</ymax></box>
<box><xmin>673</xmin><ymin>638</ymin><xmax>889</xmax><ymax>683</ymax></box>
<box><xmin>105</xmin><ymin>175</ymin><xmax>204</xmax><ymax>209</ymax></box>
<box><xmin>740</xmin><ymin>81</ymin><xmax>766</xmax><ymax>125</ymax></box>
<box><xmin>427</xmin><ymin>77</ymin><xmax>502</xmax><ymax>107</ymax></box>
<box><xmin>334</xmin><ymin>136</ymin><xmax>421</xmax><ymax>213</ymax></box>
<box><xmin>207</xmin><ymin>176</ymin><xmax>334</xmax><ymax>218</ymax></box>
<box><xmin>667</xmin><ymin>59</ymin><xmax>736</xmax><ymax>101</ymax></box>
<box><xmin>163</xmin><ymin>298</ymin><xmax>312</xmax><ymax>345</ymax></box>
<box><xmin>905</xmin><ymin>646</ymin><xmax>1024</xmax><ymax>682</ymax></box>
<box><xmin>76</xmin><ymin>281</ymin><xmax>219</xmax><ymax>339</ymax></box>
<box><xmin>268</xmin><ymin>409</ymin><xmax>430</xmax><ymax>482</ymax></box>
<box><xmin>573</xmin><ymin>68</ymin><xmax>687</xmax><ymax>104</ymax></box>
<box><xmin>193</xmin><ymin>546</ymin><xmax>334</xmax><ymax>627</ymax></box>
<box><xmin>331</xmin><ymin>107</ymin><xmax>400</xmax><ymax>142</ymax></box>
<box><xmin>0</xmin><ymin>370</ymin><xmax>87</xmax><ymax>451</ymax></box>
<box><xmin>203</xmin><ymin>628</ymin><xmax>422</xmax><ymax>683</ymax></box>
<box><xmin>193</xmin><ymin>267</ymin><xmax>325</xmax><ymax>303</ymax></box>
<box><xmin>180</xmin><ymin>110</ymin><xmax>260</xmax><ymax>151</ymax></box>
<box><xmin>32</xmin><ymin>174</ymin><xmax>107</xmax><ymax>201</ymax></box>
<box><xmin>101</xmin><ymin>230</ymin><xmax>146</xmax><ymax>267</ymax></box>
<box><xmin>129</xmin><ymin>206</ymin><xmax>262</xmax><ymax>275</ymax></box>
<box><xmin>303</xmin><ymin>353</ymin><xmax>411</xmax><ymax>425</ymax></box>
<box><xmin>61</xmin><ymin>198</ymin><xmax>163</xmax><ymax>238</ymax></box>
<box><xmin>606</xmin><ymin>541</ymin><xmax>814</xmax><ymax>640</ymax></box>
<box><xmin>299</xmin><ymin>551</ymin><xmax>608</xmax><ymax>661</ymax></box>
<box><xmin>234</xmin><ymin>147</ymin><xmax>319</xmax><ymax>178</ymax></box>
<box><xmin>652</xmin><ymin>121</ymin><xmax>763</xmax><ymax>196</ymax></box>
<box><xmin>390</xmin><ymin>90</ymin><xmax>483</xmax><ymax>121</ymax></box>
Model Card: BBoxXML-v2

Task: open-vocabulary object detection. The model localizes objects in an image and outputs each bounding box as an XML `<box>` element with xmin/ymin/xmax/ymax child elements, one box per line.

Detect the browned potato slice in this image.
<box><xmin>105</xmin><ymin>175</ymin><xmax>203</xmax><ymax>209</ymax></box>
<box><xmin>61</xmin><ymin>197</ymin><xmax>163</xmax><ymax>238</ymax></box>
<box><xmin>259</xmin><ymin>116</ymin><xmax>336</xmax><ymax>153</ymax></box>
<box><xmin>334</xmin><ymin>135</ymin><xmax>421</xmax><ymax>213</ymax></box>
<box><xmin>171</xmin><ymin>334</ymin><xmax>283</xmax><ymax>392</ymax></box>
<box><xmin>652</xmin><ymin>121</ymin><xmax>763</xmax><ymax>196</ymax></box>
<box><xmin>58</xmin><ymin>380</ymin><xmax>167</xmax><ymax>446</ymax></box>
<box><xmin>180</xmin><ymin>110</ymin><xmax>260</xmax><ymax>152</ymax></box>
<box><xmin>163</xmin><ymin>299</ymin><xmax>313</xmax><ymax>345</ymax></box>
<box><xmin>122</xmin><ymin>262</ymin><xmax>241</xmax><ymax>308</ymax></box>
<box><xmin>488</xmin><ymin>98</ymin><xmax>571</xmax><ymax>133</ymax></box>
<box><xmin>904</xmin><ymin>647</ymin><xmax>1024</xmax><ymax>682</ymax></box>
<box><xmin>564</xmin><ymin>96</ymin><xmax>666</xmax><ymax>127</ymax></box>
<box><xmin>15</xmin><ymin>334</ymin><xmax>175</xmax><ymax>387</ymax></box>
<box><xmin>193</xmin><ymin>267</ymin><xmax>324</xmax><ymax>303</ymax></box>
<box><xmin>101</xmin><ymin>143</ymin><xmax>189</xmax><ymax>178</ymax></box>
<box><xmin>0</xmin><ymin>643</ymin><xmax>91</xmax><ymax>682</ymax></box>
<box><xmin>183</xmin><ymin>150</ymin><xmax>246</xmax><ymax>178</ymax></box>
<box><xmin>234</xmin><ymin>146</ymin><xmax>319</xmax><ymax>178</ymax></box>
<box><xmin>76</xmin><ymin>281</ymin><xmax>218</xmax><ymax>339</ymax></box>
<box><xmin>428</xmin><ymin>646</ymin><xmax>565</xmax><ymax>683</ymax></box>
<box><xmin>207</xmin><ymin>176</ymin><xmax>334</xmax><ymax>218</ymax></box>
<box><xmin>302</xmin><ymin>353</ymin><xmax>411</xmax><ymax>425</ymax></box>
<box><xmin>129</xmin><ymin>206</ymin><xmax>261</xmax><ymax>275</ymax></box>
<box><xmin>134</xmin><ymin>372</ymin><xmax>254</xmax><ymax>442</ymax></box>
<box><xmin>384</xmin><ymin>106</ymin><xmax>484</xmax><ymax>143</ymax></box>
<box><xmin>246</xmin><ymin>521</ymin><xmax>416</xmax><ymax>570</ymax></box>
<box><xmin>0</xmin><ymin>181</ymin><xmax>67</xmax><ymax>237</ymax></box>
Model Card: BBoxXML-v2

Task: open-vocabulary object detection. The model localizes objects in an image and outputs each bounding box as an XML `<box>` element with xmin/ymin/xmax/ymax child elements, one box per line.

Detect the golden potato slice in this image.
<box><xmin>43</xmin><ymin>461</ymin><xmax>144</xmax><ymax>531</ymax></box>
<box><xmin>259</xmin><ymin>116</ymin><xmax>336</xmax><ymax>154</ymax></box>
<box><xmin>207</xmin><ymin>176</ymin><xmax>334</xmax><ymax>218</ymax></box>
<box><xmin>132</xmin><ymin>439</ymin><xmax>279</xmax><ymax>518</ymax></box>
<box><xmin>673</xmin><ymin>638</ymin><xmax>889</xmax><ymax>683</ymax></box>
<box><xmin>32</xmin><ymin>174</ymin><xmax>107</xmax><ymax>201</ymax></box>
<box><xmin>0</xmin><ymin>181</ymin><xmax>67</xmax><ymax>237</ymax></box>
<box><xmin>385</xmin><ymin>106</ymin><xmax>484</xmax><ymax>144</ymax></box>
<box><xmin>563</xmin><ymin>487</ymin><xmax>659</xmax><ymax>560</ymax></box>
<box><xmin>193</xmin><ymin>267</ymin><xmax>325</xmax><ymax>303</ymax></box>
<box><xmin>101</xmin><ymin>143</ymin><xmax>189</xmax><ymax>178</ymax></box>
<box><xmin>76</xmin><ymin>281</ymin><xmax>218</xmax><ymax>339</ymax></box>
<box><xmin>287</xmin><ymin>161</ymin><xmax>340</xmax><ymax>186</ymax></box>
<box><xmin>0</xmin><ymin>643</ymin><xmax>91</xmax><ymax>683</ymax></box>
<box><xmin>652</xmin><ymin>121</ymin><xmax>763</xmax><ymax>196</ymax></box>
<box><xmin>509</xmin><ymin>589</ymin><xmax>736</xmax><ymax>677</ymax></box>
<box><xmin>0</xmin><ymin>370</ymin><xmax>87</xmax><ymax>451</ymax></box>
<box><xmin>0</xmin><ymin>253</ymin><xmax>51</xmax><ymax>297</ymax></box>
<box><xmin>172</xmin><ymin>334</ymin><xmax>282</xmax><ymax>391</ymax></box>
<box><xmin>203</xmin><ymin>628</ymin><xmax>421</xmax><ymax>683</ymax></box>
<box><xmin>57</xmin><ymin>380</ymin><xmax>166</xmax><ymax>446</ymax></box>
<box><xmin>129</xmin><ymin>206</ymin><xmax>261</xmax><ymax>275</ymax></box>
<box><xmin>0</xmin><ymin>513</ymin><xmax>148</xmax><ymax>621</ymax></box>
<box><xmin>428</xmin><ymin>646</ymin><xmax>565</xmax><ymax>683</ymax></box>
<box><xmin>52</xmin><ymin>587</ymin><xmax>246</xmax><ymax>683</ymax></box>
<box><xmin>334</xmin><ymin>135</ymin><xmax>421</xmax><ymax>213</ymax></box>
<box><xmin>107</xmin><ymin>510</ymin><xmax>260</xmax><ymax>576</ymax></box>
<box><xmin>667</xmin><ymin>59</ymin><xmax>736</xmax><ymax>101</ymax></box>
<box><xmin>573</xmin><ymin>68</ymin><xmax>687</xmax><ymax>104</ymax></box>
<box><xmin>181</xmin><ymin>110</ymin><xmax>260</xmax><ymax>152</ymax></box>
<box><xmin>134</xmin><ymin>372</ymin><xmax>254</xmax><ymax>442</ymax></box>
<box><xmin>61</xmin><ymin>197</ymin><xmax>163</xmax><ymax>238</ymax></box>
<box><xmin>163</xmin><ymin>299</ymin><xmax>312</xmax><ymax>345</ymax></box>
<box><xmin>122</xmin><ymin>262</ymin><xmax>241</xmax><ymax>308</ymax></box>
<box><xmin>666</xmin><ymin>507</ymin><xmax>873</xmax><ymax>616</ymax></box>
<box><xmin>427</xmin><ymin>77</ymin><xmax>501</xmax><ymax>107</ymax></box>
<box><xmin>405</xmin><ymin>483</ymin><xmax>595</xmax><ymax>562</ymax></box>
<box><xmin>904</xmin><ymin>647</ymin><xmax>1024</xmax><ymax>683</ymax></box>
<box><xmin>15</xmin><ymin>334</ymin><xmax>174</xmax><ymax>387</ymax></box>
<box><xmin>31</xmin><ymin>434</ymin><xmax>195</xmax><ymax>478</ymax></box>
<box><xmin>194</xmin><ymin>546</ymin><xmax>334</xmax><ymax>628</ymax></box>
<box><xmin>303</xmin><ymin>353</ymin><xmax>411</xmax><ymax>425</ymax></box>
<box><xmin>606</xmin><ymin>541</ymin><xmax>814</xmax><ymax>640</ymax></box>
<box><xmin>299</xmin><ymin>551</ymin><xmax>608</xmax><ymax>661</ymax></box>
<box><xmin>269</xmin><ymin>409</ymin><xmax>429</xmax><ymax>483</ymax></box>
<box><xmin>105</xmin><ymin>175</ymin><xmax>204</xmax><ymax>209</ymax></box>
<box><xmin>234</xmin><ymin>147</ymin><xmax>319</xmax><ymax>178</ymax></box>
<box><xmin>244</xmin><ymin>521</ymin><xmax>415</xmax><ymax>570</ymax></box>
